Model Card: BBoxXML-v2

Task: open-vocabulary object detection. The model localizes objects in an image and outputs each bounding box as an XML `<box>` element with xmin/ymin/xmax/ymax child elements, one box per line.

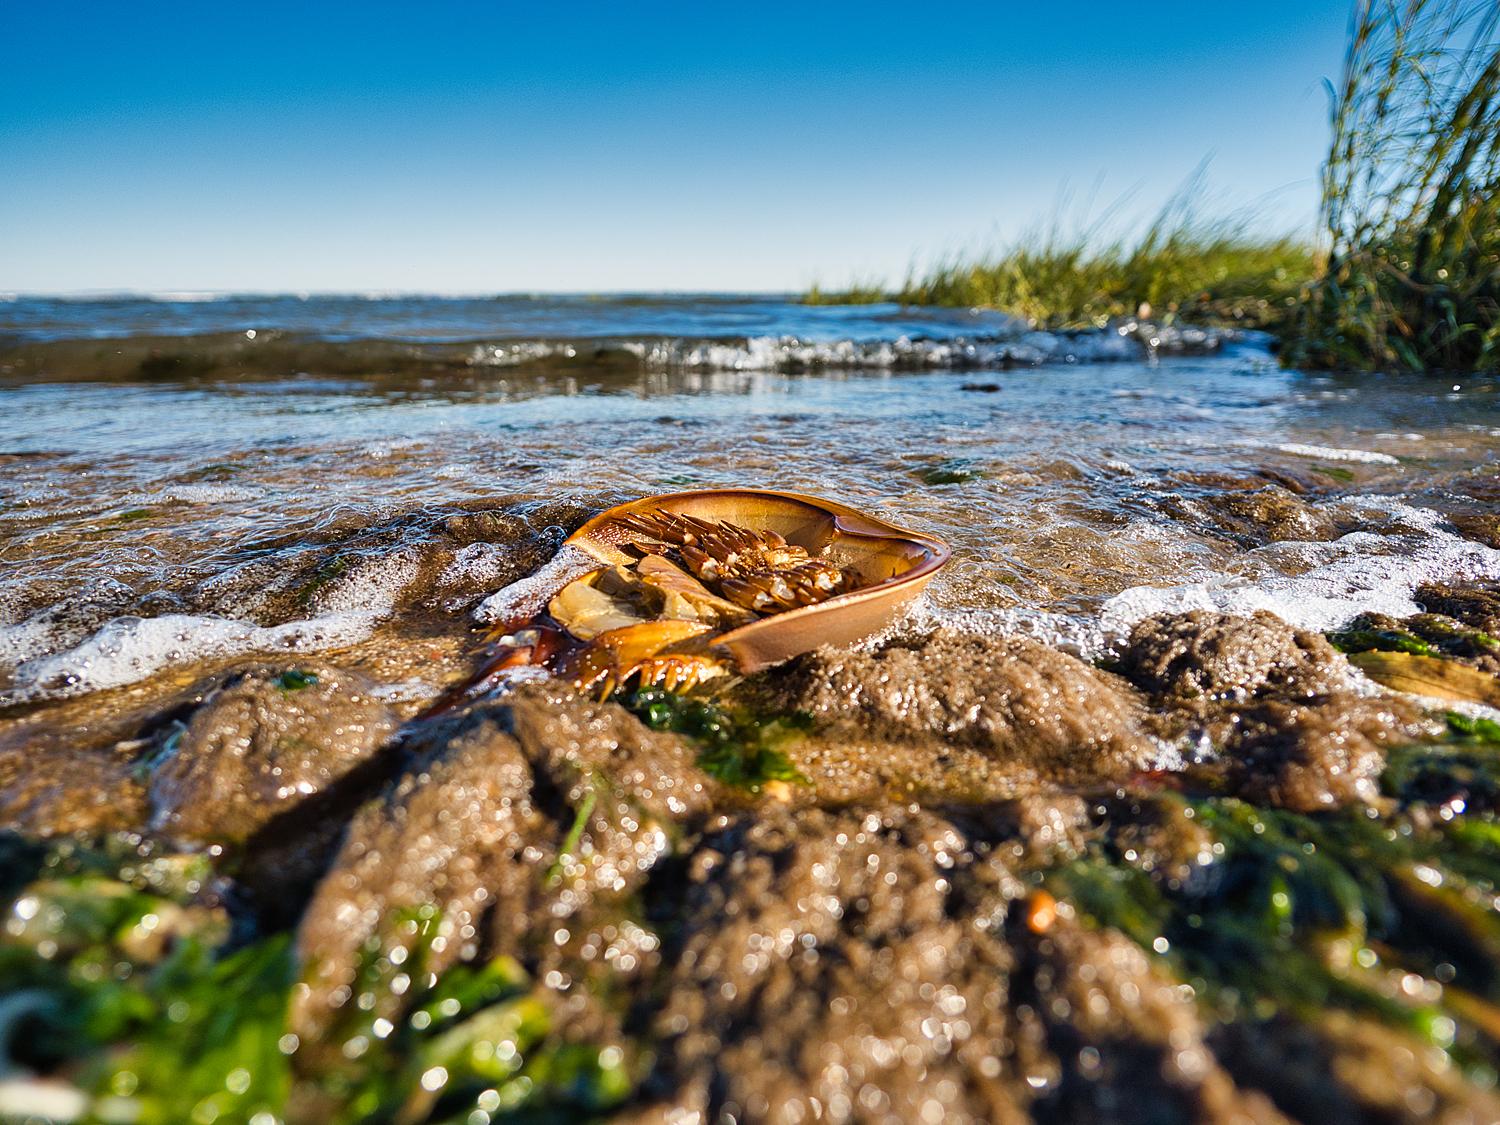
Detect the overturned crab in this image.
<box><xmin>448</xmin><ymin>489</ymin><xmax>949</xmax><ymax>706</ymax></box>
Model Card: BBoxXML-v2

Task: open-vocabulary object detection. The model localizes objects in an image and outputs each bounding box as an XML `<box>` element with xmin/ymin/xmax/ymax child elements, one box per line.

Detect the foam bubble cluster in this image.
<box><xmin>472</xmin><ymin>545</ymin><xmax>600</xmax><ymax>625</ymax></box>
<box><xmin>1</xmin><ymin>610</ymin><xmax>378</xmax><ymax>705</ymax></box>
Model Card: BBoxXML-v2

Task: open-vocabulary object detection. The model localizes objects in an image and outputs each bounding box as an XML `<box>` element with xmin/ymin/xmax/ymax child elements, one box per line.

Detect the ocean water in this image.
<box><xmin>1</xmin><ymin>293</ymin><xmax>1497</xmax><ymax>714</ymax></box>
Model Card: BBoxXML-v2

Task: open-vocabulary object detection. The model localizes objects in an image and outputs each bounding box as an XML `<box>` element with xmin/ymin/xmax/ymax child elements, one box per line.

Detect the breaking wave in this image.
<box><xmin>0</xmin><ymin>321</ymin><xmax>1250</xmax><ymax>384</ymax></box>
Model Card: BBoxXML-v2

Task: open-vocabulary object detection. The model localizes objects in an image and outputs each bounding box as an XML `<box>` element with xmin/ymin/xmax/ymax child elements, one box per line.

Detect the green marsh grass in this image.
<box><xmin>1289</xmin><ymin>0</ymin><xmax>1500</xmax><ymax>372</ymax></box>
<box><xmin>806</xmin><ymin>183</ymin><xmax>1315</xmax><ymax>331</ymax></box>
<box><xmin>812</xmin><ymin>0</ymin><xmax>1500</xmax><ymax>372</ymax></box>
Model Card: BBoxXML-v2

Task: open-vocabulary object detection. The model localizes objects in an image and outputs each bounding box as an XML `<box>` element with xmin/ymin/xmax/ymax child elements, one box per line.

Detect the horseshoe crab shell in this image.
<box><xmin>563</xmin><ymin>489</ymin><xmax>950</xmax><ymax>672</ymax></box>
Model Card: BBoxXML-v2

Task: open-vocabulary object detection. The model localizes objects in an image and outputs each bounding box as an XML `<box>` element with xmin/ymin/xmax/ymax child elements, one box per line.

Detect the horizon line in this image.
<box><xmin>0</xmin><ymin>287</ymin><xmax>811</xmax><ymax>301</ymax></box>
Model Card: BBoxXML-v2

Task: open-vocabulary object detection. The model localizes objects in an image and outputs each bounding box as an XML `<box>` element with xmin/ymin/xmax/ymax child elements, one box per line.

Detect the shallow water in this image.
<box><xmin>6</xmin><ymin>295</ymin><xmax>1500</xmax><ymax>1121</ymax></box>
<box><xmin>1</xmin><ymin>294</ymin><xmax>1497</xmax><ymax>713</ymax></box>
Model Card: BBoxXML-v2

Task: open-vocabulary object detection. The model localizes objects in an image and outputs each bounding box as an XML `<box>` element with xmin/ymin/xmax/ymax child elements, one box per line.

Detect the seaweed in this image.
<box><xmin>1047</xmin><ymin>791</ymin><xmax>1500</xmax><ymax>1076</ymax></box>
<box><xmin>616</xmin><ymin>689</ymin><xmax>808</xmax><ymax>790</ymax></box>
<box><xmin>917</xmin><ymin>459</ymin><xmax>982</xmax><ymax>486</ymax></box>
<box><xmin>1381</xmin><ymin>712</ymin><xmax>1500</xmax><ymax>815</ymax></box>
<box><xmin>1327</xmin><ymin>627</ymin><xmax>1437</xmax><ymax>656</ymax></box>
<box><xmin>1331</xmin><ymin>614</ymin><xmax>1500</xmax><ymax>660</ymax></box>
<box><xmin>274</xmin><ymin>669</ymin><xmax>320</xmax><ymax>692</ymax></box>
<box><xmin>0</xmin><ymin>840</ymin><xmax>634</xmax><ymax>1124</ymax></box>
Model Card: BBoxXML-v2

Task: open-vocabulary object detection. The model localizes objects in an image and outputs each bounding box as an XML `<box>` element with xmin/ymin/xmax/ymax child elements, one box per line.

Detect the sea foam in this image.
<box><xmin>889</xmin><ymin>502</ymin><xmax>1500</xmax><ymax>659</ymax></box>
<box><xmin>472</xmin><ymin>545</ymin><xmax>600</xmax><ymax>625</ymax></box>
<box><xmin>0</xmin><ymin>610</ymin><xmax>378</xmax><ymax>705</ymax></box>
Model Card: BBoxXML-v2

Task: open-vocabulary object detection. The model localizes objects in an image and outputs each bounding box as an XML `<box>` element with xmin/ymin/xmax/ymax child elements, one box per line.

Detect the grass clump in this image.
<box><xmin>809</xmin><ymin>1</ymin><xmax>1500</xmax><ymax>372</ymax></box>
<box><xmin>1288</xmin><ymin>0</ymin><xmax>1500</xmax><ymax>372</ymax></box>
<box><xmin>807</xmin><ymin>176</ymin><xmax>1315</xmax><ymax>331</ymax></box>
<box><xmin>804</xmin><ymin>278</ymin><xmax>888</xmax><ymax>306</ymax></box>
<box><xmin>897</xmin><ymin>203</ymin><xmax>1311</xmax><ymax>331</ymax></box>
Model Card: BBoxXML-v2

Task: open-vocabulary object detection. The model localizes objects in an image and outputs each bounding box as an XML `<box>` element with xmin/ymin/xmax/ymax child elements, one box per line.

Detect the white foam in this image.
<box><xmin>1094</xmin><ymin>502</ymin><xmax>1500</xmax><ymax>649</ymax></box>
<box><xmin>1274</xmin><ymin>442</ymin><xmax>1401</xmax><ymax>465</ymax></box>
<box><xmin>0</xmin><ymin>614</ymin><xmax>74</xmax><ymax>668</ymax></box>
<box><xmin>362</xmin><ymin>437</ymin><xmax>425</xmax><ymax>460</ymax></box>
<box><xmin>885</xmin><ymin>502</ymin><xmax>1500</xmax><ymax>664</ymax></box>
<box><xmin>1</xmin><ymin>545</ymin><xmax>427</xmax><ymax>703</ymax></box>
<box><xmin>153</xmin><ymin>483</ymin><xmax>263</xmax><ymax>504</ymax></box>
<box><xmin>471</xmin><ymin>329</ymin><xmax>1168</xmax><ymax>373</ymax></box>
<box><xmin>472</xmin><ymin>545</ymin><xmax>600</xmax><ymax>625</ymax></box>
<box><xmin>439</xmin><ymin>542</ymin><xmax>520</xmax><ymax>588</ymax></box>
<box><xmin>0</xmin><ymin>610</ymin><xmax>378</xmax><ymax>705</ymax></box>
<box><xmin>369</xmin><ymin>678</ymin><xmax>440</xmax><ymax>702</ymax></box>
<box><xmin>106</xmin><ymin>483</ymin><xmax>264</xmax><ymax>509</ymax></box>
<box><xmin>141</xmin><ymin>291</ymin><xmax>226</xmax><ymax>303</ymax></box>
<box><xmin>310</xmin><ymin>549</ymin><xmax>423</xmax><ymax>615</ymax></box>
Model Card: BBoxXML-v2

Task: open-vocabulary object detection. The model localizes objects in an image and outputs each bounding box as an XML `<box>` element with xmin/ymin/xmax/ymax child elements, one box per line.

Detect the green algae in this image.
<box><xmin>274</xmin><ymin>669</ymin><xmax>321</xmax><ymax>692</ymax></box>
<box><xmin>616</xmin><ymin>688</ymin><xmax>807</xmax><ymax>790</ymax></box>
<box><xmin>1046</xmin><ymin>784</ymin><xmax>1500</xmax><ymax>1079</ymax></box>
<box><xmin>1331</xmin><ymin>615</ymin><xmax>1499</xmax><ymax>661</ymax></box>
<box><xmin>1448</xmin><ymin>712</ymin><xmax>1500</xmax><ymax>745</ymax></box>
<box><xmin>0</xmin><ymin>837</ymin><xmax>634</xmax><ymax>1124</ymax></box>
<box><xmin>1327</xmin><ymin>627</ymin><xmax>1438</xmax><ymax>657</ymax></box>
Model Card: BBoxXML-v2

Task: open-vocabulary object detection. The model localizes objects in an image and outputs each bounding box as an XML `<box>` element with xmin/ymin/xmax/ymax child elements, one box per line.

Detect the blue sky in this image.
<box><xmin>1</xmin><ymin>2</ymin><xmax>1350</xmax><ymax>293</ymax></box>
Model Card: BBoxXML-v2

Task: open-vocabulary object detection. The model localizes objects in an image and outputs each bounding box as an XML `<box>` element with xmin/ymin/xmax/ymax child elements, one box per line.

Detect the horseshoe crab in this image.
<box><xmin>446</xmin><ymin>489</ymin><xmax>949</xmax><ymax>705</ymax></box>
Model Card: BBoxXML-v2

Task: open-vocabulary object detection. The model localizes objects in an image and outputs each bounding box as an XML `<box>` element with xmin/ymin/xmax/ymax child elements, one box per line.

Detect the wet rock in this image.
<box><xmin>1121</xmin><ymin>612</ymin><xmax>1423</xmax><ymax>811</ymax></box>
<box><xmin>649</xmin><ymin>807</ymin><xmax>1035</xmax><ymax>1124</ymax></box>
<box><xmin>1025</xmin><ymin>919</ymin><xmax>1290</xmax><ymax>1124</ymax></box>
<box><xmin>292</xmin><ymin>682</ymin><xmax>715</xmax><ymax>1054</ymax></box>
<box><xmin>0</xmin><ymin>737</ymin><xmax>147</xmax><ymax>836</ymax></box>
<box><xmin>1448</xmin><ymin>511</ymin><xmax>1500</xmax><ymax>549</ymax></box>
<box><xmin>647</xmin><ymin>805</ymin><xmax>1286</xmax><ymax>1124</ymax></box>
<box><xmin>1206</xmin><ymin>486</ymin><xmax>1338</xmax><ymax>545</ymax></box>
<box><xmin>1227</xmin><ymin>693</ymin><xmax>1419</xmax><ymax>812</ymax></box>
<box><xmin>1251</xmin><ymin>467</ymin><xmax>1323</xmax><ymax>495</ymax></box>
<box><xmin>292</xmin><ymin>705</ymin><xmax>544</xmax><ymax>1052</ymax></box>
<box><xmin>985</xmin><ymin>792</ymin><xmax>1094</xmax><ymax>857</ymax></box>
<box><xmin>1213</xmin><ymin>1011</ymin><xmax>1500</xmax><ymax>1125</ymax></box>
<box><xmin>441</xmin><ymin>497</ymin><xmax>596</xmax><ymax>547</ymax></box>
<box><xmin>1121</xmin><ymin>610</ymin><xmax>1349</xmax><ymax>704</ymax></box>
<box><xmin>149</xmin><ymin>663</ymin><xmax>399</xmax><ymax>844</ymax></box>
<box><xmin>1106</xmin><ymin>797</ymin><xmax>1217</xmax><ymax>885</ymax></box>
<box><xmin>767</xmin><ymin>630</ymin><xmax>1158</xmax><ymax>801</ymax></box>
<box><xmin>501</xmin><ymin>681</ymin><xmax>719</xmax><ymax>922</ymax></box>
<box><xmin>1162</xmin><ymin>473</ymin><xmax>1338</xmax><ymax>547</ymax></box>
<box><xmin>1416</xmin><ymin>581</ymin><xmax>1500</xmax><ymax>635</ymax></box>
